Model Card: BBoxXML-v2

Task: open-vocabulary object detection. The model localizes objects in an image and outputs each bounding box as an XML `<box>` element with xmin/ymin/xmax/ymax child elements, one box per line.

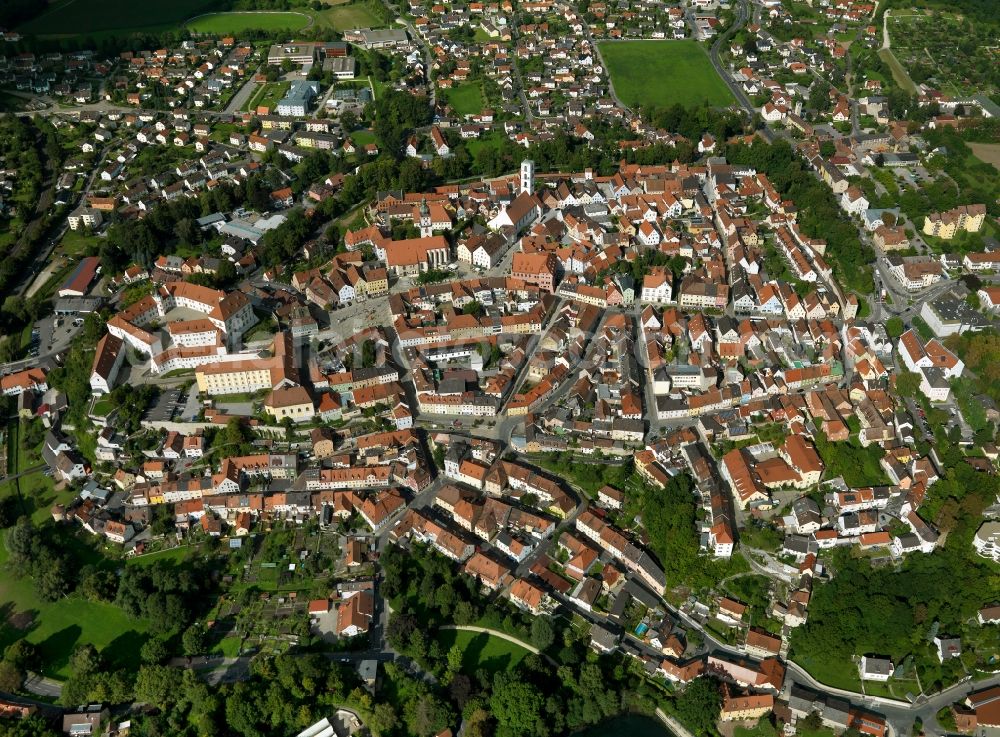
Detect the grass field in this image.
<box><xmin>351</xmin><ymin>129</ymin><xmax>378</xmax><ymax>146</ymax></box>
<box><xmin>791</xmin><ymin>651</ymin><xmax>866</xmax><ymax>692</ymax></box>
<box><xmin>0</xmin><ymin>541</ymin><xmax>149</xmax><ymax>679</ymax></box>
<box><xmin>0</xmin><ymin>472</ymin><xmax>75</xmax><ymax>526</ymax></box>
<box><xmin>0</xmin><ymin>93</ymin><xmax>27</xmax><ymax>112</ymax></box>
<box><xmin>464</xmin><ymin>131</ymin><xmax>505</xmax><ymax>159</ymax></box>
<box><xmin>443</xmin><ymin>82</ymin><xmax>484</xmax><ymax>117</ymax></box>
<box><xmin>599</xmin><ymin>40</ymin><xmax>734</xmax><ymax>109</ymax></box>
<box><xmin>319</xmin><ymin>3</ymin><xmax>385</xmax><ymax>31</ymax></box>
<box><xmin>19</xmin><ymin>0</ymin><xmax>218</xmax><ymax>37</ymax></box>
<box><xmin>247</xmin><ymin>81</ymin><xmax>291</xmax><ymax>113</ymax></box>
<box><xmin>127</xmin><ymin>544</ymin><xmax>201</xmax><ymax>568</ymax></box>
<box><xmin>877</xmin><ymin>47</ymin><xmax>918</xmax><ymax>96</ymax></box>
<box><xmin>58</xmin><ymin>228</ymin><xmax>98</xmax><ymax>257</ymax></box>
<box><xmin>187</xmin><ymin>11</ymin><xmax>310</xmax><ymax>34</ymax></box>
<box><xmin>436</xmin><ymin>629</ymin><xmax>531</xmax><ymax>676</ymax></box>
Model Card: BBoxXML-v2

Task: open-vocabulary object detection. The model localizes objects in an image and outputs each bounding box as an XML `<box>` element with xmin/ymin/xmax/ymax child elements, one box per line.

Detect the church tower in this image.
<box><xmin>419</xmin><ymin>198</ymin><xmax>432</xmax><ymax>237</ymax></box>
<box><xmin>520</xmin><ymin>159</ymin><xmax>535</xmax><ymax>195</ymax></box>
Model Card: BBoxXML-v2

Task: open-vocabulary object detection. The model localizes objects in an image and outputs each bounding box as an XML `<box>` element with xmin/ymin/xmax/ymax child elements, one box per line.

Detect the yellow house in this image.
<box><xmin>923</xmin><ymin>213</ymin><xmax>958</xmax><ymax>239</ymax></box>
<box><xmin>265</xmin><ymin>386</ymin><xmax>314</xmax><ymax>423</ymax></box>
<box><xmin>721</xmin><ymin>691</ymin><xmax>774</xmax><ymax>722</ymax></box>
<box><xmin>362</xmin><ymin>267</ymin><xmax>389</xmax><ymax>297</ymax></box>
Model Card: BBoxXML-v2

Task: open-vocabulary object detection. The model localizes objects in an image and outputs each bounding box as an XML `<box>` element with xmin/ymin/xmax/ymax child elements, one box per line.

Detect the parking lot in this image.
<box><xmin>145</xmin><ymin>387</ymin><xmax>185</xmax><ymax>422</ymax></box>
<box><xmin>34</xmin><ymin>314</ymin><xmax>85</xmax><ymax>357</ymax></box>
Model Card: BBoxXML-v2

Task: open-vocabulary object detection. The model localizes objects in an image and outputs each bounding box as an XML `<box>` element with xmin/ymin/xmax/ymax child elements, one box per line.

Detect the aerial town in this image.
<box><xmin>0</xmin><ymin>0</ymin><xmax>997</xmax><ymax>735</ymax></box>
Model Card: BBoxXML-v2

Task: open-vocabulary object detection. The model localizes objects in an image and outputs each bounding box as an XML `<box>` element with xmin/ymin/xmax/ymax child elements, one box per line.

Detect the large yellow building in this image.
<box><xmin>196</xmin><ymin>358</ymin><xmax>281</xmax><ymax>395</ymax></box>
<box><xmin>195</xmin><ymin>333</ymin><xmax>296</xmax><ymax>396</ymax></box>
<box><xmin>923</xmin><ymin>204</ymin><xmax>986</xmax><ymax>239</ymax></box>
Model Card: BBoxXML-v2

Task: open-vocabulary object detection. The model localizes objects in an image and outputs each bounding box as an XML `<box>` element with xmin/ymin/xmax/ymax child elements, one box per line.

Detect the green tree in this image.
<box><xmin>140</xmin><ymin>638</ymin><xmax>170</xmax><ymax>665</ymax></box>
<box><xmin>490</xmin><ymin>672</ymin><xmax>548</xmax><ymax>737</ymax></box>
<box><xmin>885</xmin><ymin>317</ymin><xmax>905</xmax><ymax>339</ymax></box>
<box><xmin>4</xmin><ymin>640</ymin><xmax>38</xmax><ymax>672</ymax></box>
<box><xmin>0</xmin><ymin>660</ymin><xmax>24</xmax><ymax>692</ymax></box>
<box><xmin>403</xmin><ymin>692</ymin><xmax>454</xmax><ymax>737</ymax></box>
<box><xmin>69</xmin><ymin>644</ymin><xmax>102</xmax><ymax>678</ymax></box>
<box><xmin>895</xmin><ymin>370</ymin><xmax>922</xmax><ymax>398</ymax></box>
<box><xmin>0</xmin><ymin>715</ymin><xmax>60</xmax><ymax>737</ymax></box>
<box><xmin>446</xmin><ymin>644</ymin><xmax>464</xmax><ymax>676</ymax></box>
<box><xmin>134</xmin><ymin>665</ymin><xmax>183</xmax><ymax>709</ymax></box>
<box><xmin>530</xmin><ymin>616</ymin><xmax>555</xmax><ymax>651</ymax></box>
<box><xmin>78</xmin><ymin>565</ymin><xmax>117</xmax><ymax>602</ymax></box>
<box><xmin>369</xmin><ymin>703</ymin><xmax>398</xmax><ymax>734</ymax></box>
<box><xmin>674</xmin><ymin>676</ymin><xmax>722</xmax><ymax>735</ymax></box>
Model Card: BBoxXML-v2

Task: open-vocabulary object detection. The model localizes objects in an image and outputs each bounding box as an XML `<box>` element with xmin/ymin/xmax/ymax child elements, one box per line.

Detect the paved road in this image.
<box><xmin>390</xmin><ymin>12</ymin><xmax>435</xmax><ymax>108</ymax></box>
<box><xmin>23</xmin><ymin>671</ymin><xmax>63</xmax><ymax>698</ymax></box>
<box><xmin>709</xmin><ymin>0</ymin><xmax>760</xmax><ymax>121</ymax></box>
<box><xmin>224</xmin><ymin>68</ymin><xmax>262</xmax><ymax>115</ymax></box>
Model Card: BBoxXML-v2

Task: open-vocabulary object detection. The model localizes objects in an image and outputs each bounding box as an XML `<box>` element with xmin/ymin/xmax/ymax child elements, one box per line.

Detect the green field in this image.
<box><xmin>599</xmin><ymin>40</ymin><xmax>735</xmax><ymax>109</ymax></box>
<box><xmin>187</xmin><ymin>11</ymin><xmax>311</xmax><ymax>34</ymax></box>
<box><xmin>444</xmin><ymin>82</ymin><xmax>484</xmax><ymax>117</ymax></box>
<box><xmin>247</xmin><ymin>81</ymin><xmax>291</xmax><ymax>113</ymax></box>
<box><xmin>0</xmin><ymin>542</ymin><xmax>149</xmax><ymax>679</ymax></box>
<box><xmin>319</xmin><ymin>3</ymin><xmax>385</xmax><ymax>31</ymax></box>
<box><xmin>436</xmin><ymin>629</ymin><xmax>531</xmax><ymax>676</ymax></box>
<box><xmin>19</xmin><ymin>0</ymin><xmax>218</xmax><ymax>37</ymax></box>
<box><xmin>877</xmin><ymin>47</ymin><xmax>918</xmax><ymax>96</ymax></box>
<box><xmin>463</xmin><ymin>131</ymin><xmax>504</xmax><ymax>158</ymax></box>
<box><xmin>351</xmin><ymin>129</ymin><xmax>378</xmax><ymax>146</ymax></box>
<box><xmin>58</xmin><ymin>228</ymin><xmax>98</xmax><ymax>257</ymax></box>
<box><xmin>127</xmin><ymin>544</ymin><xmax>201</xmax><ymax>568</ymax></box>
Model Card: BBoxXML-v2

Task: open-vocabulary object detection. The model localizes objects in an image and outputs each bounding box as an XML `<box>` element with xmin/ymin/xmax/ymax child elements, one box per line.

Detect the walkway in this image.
<box><xmin>879</xmin><ymin>9</ymin><xmax>918</xmax><ymax>95</ymax></box>
<box><xmin>655</xmin><ymin>708</ymin><xmax>697</xmax><ymax>737</ymax></box>
<box><xmin>1</xmin><ymin>464</ymin><xmax>46</xmax><ymax>483</ymax></box>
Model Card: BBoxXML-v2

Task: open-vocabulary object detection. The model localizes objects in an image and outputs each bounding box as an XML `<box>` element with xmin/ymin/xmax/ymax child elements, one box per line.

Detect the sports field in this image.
<box><xmin>187</xmin><ymin>11</ymin><xmax>311</xmax><ymax>34</ymax></box>
<box><xmin>19</xmin><ymin>0</ymin><xmax>218</xmax><ymax>37</ymax></box>
<box><xmin>444</xmin><ymin>82</ymin><xmax>484</xmax><ymax>117</ymax></box>
<box><xmin>599</xmin><ymin>40</ymin><xmax>735</xmax><ymax>109</ymax></box>
<box><xmin>319</xmin><ymin>3</ymin><xmax>385</xmax><ymax>31</ymax></box>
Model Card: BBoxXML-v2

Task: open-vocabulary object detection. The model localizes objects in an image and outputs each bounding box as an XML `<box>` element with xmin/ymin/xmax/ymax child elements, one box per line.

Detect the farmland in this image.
<box><xmin>598</xmin><ymin>40</ymin><xmax>735</xmax><ymax>109</ymax></box>
<box><xmin>886</xmin><ymin>9</ymin><xmax>1000</xmax><ymax>97</ymax></box>
<box><xmin>18</xmin><ymin>0</ymin><xmax>219</xmax><ymax>37</ymax></box>
<box><xmin>187</xmin><ymin>11</ymin><xmax>311</xmax><ymax>35</ymax></box>
<box><xmin>970</xmin><ymin>143</ymin><xmax>1000</xmax><ymax>172</ymax></box>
